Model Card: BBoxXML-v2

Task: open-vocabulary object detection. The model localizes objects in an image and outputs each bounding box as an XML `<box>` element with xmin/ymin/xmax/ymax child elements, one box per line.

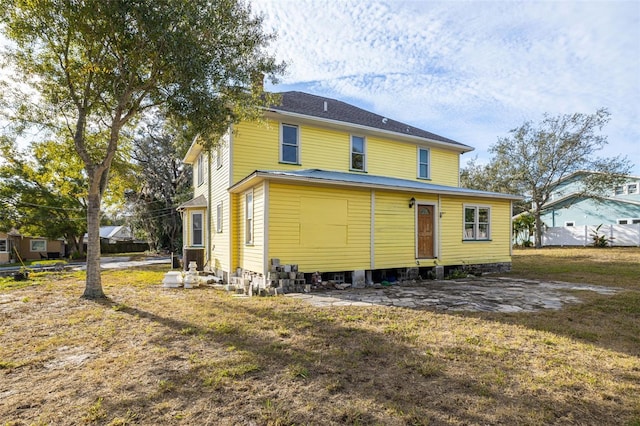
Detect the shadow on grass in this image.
<box><xmin>83</xmin><ymin>291</ymin><xmax>635</xmax><ymax>425</ymax></box>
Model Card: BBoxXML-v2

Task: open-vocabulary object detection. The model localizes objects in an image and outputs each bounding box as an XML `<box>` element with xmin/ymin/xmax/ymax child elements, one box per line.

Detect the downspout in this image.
<box><xmin>438</xmin><ymin>194</ymin><xmax>442</xmax><ymax>261</ymax></box>
<box><xmin>207</xmin><ymin>149</ymin><xmax>213</xmax><ymax>271</ymax></box>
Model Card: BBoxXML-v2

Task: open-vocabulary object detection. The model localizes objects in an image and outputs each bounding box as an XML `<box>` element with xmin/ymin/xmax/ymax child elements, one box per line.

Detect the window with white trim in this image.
<box><xmin>30</xmin><ymin>239</ymin><xmax>46</xmax><ymax>252</ymax></box>
<box><xmin>614</xmin><ymin>185</ymin><xmax>624</xmax><ymax>195</ymax></box>
<box><xmin>245</xmin><ymin>191</ymin><xmax>254</xmax><ymax>244</ymax></box>
<box><xmin>216</xmin><ymin>202</ymin><xmax>223</xmax><ymax>233</ymax></box>
<box><xmin>350</xmin><ymin>135</ymin><xmax>366</xmax><ymax>171</ymax></box>
<box><xmin>565</xmin><ymin>221</ymin><xmax>575</xmax><ymax>227</ymax></box>
<box><xmin>216</xmin><ymin>146</ymin><xmax>222</xmax><ymax>169</ymax></box>
<box><xmin>0</xmin><ymin>239</ymin><xmax>7</xmax><ymax>253</ymax></box>
<box><xmin>197</xmin><ymin>153</ymin><xmax>204</xmax><ymax>186</ymax></box>
<box><xmin>280</xmin><ymin>124</ymin><xmax>299</xmax><ymax>164</ymax></box>
<box><xmin>618</xmin><ymin>218</ymin><xmax>640</xmax><ymax>224</ymax></box>
<box><xmin>418</xmin><ymin>147</ymin><xmax>430</xmax><ymax>179</ymax></box>
<box><xmin>191</xmin><ymin>212</ymin><xmax>203</xmax><ymax>246</ymax></box>
<box><xmin>463</xmin><ymin>206</ymin><xmax>490</xmax><ymax>240</ymax></box>
<box><xmin>627</xmin><ymin>183</ymin><xmax>638</xmax><ymax>194</ymax></box>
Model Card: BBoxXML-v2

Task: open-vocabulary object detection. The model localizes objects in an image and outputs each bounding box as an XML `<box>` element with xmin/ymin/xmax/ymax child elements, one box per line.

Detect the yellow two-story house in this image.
<box><xmin>179</xmin><ymin>91</ymin><xmax>520</xmax><ymax>284</ymax></box>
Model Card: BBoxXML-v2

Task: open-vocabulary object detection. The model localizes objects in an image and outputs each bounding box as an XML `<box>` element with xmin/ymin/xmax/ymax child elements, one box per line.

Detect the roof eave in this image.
<box><xmin>229</xmin><ymin>171</ymin><xmax>521</xmax><ymax>201</ymax></box>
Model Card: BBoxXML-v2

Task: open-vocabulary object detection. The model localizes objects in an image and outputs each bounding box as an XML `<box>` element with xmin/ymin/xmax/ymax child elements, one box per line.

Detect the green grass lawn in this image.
<box><xmin>0</xmin><ymin>248</ymin><xmax>639</xmax><ymax>425</ymax></box>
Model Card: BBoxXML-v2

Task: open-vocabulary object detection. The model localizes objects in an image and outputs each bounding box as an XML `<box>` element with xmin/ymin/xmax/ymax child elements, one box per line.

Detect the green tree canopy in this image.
<box><xmin>462</xmin><ymin>108</ymin><xmax>631</xmax><ymax>248</ymax></box>
<box><xmin>0</xmin><ymin>136</ymin><xmax>87</xmax><ymax>254</ymax></box>
<box><xmin>1</xmin><ymin>0</ymin><xmax>285</xmax><ymax>298</ymax></box>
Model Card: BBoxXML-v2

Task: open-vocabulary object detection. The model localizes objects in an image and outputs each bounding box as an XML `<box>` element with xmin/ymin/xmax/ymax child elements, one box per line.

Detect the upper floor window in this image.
<box><xmin>191</xmin><ymin>212</ymin><xmax>203</xmax><ymax>246</ymax></box>
<box><xmin>216</xmin><ymin>202</ymin><xmax>223</xmax><ymax>233</ymax></box>
<box><xmin>30</xmin><ymin>239</ymin><xmax>46</xmax><ymax>252</ymax></box>
<box><xmin>418</xmin><ymin>148</ymin><xmax>430</xmax><ymax>179</ymax></box>
<box><xmin>0</xmin><ymin>239</ymin><xmax>7</xmax><ymax>253</ymax></box>
<box><xmin>627</xmin><ymin>183</ymin><xmax>638</xmax><ymax>194</ymax></box>
<box><xmin>615</xmin><ymin>185</ymin><xmax>624</xmax><ymax>195</ymax></box>
<box><xmin>618</xmin><ymin>218</ymin><xmax>640</xmax><ymax>224</ymax></box>
<box><xmin>350</xmin><ymin>135</ymin><xmax>366</xmax><ymax>171</ymax></box>
<box><xmin>464</xmin><ymin>205</ymin><xmax>490</xmax><ymax>240</ymax></box>
<box><xmin>280</xmin><ymin>124</ymin><xmax>299</xmax><ymax>164</ymax></box>
<box><xmin>216</xmin><ymin>146</ymin><xmax>223</xmax><ymax>169</ymax></box>
<box><xmin>197</xmin><ymin>153</ymin><xmax>205</xmax><ymax>186</ymax></box>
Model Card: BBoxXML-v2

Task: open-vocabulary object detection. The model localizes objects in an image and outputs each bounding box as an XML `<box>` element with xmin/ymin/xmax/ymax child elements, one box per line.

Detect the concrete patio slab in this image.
<box><xmin>284</xmin><ymin>277</ymin><xmax>619</xmax><ymax>312</ymax></box>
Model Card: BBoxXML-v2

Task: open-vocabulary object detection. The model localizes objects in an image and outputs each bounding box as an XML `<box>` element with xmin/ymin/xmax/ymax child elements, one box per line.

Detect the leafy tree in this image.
<box><xmin>1</xmin><ymin>0</ymin><xmax>284</xmax><ymax>298</ymax></box>
<box><xmin>485</xmin><ymin>108</ymin><xmax>631</xmax><ymax>248</ymax></box>
<box><xmin>460</xmin><ymin>156</ymin><xmax>528</xmax><ymax>215</ymax></box>
<box><xmin>127</xmin><ymin>115</ymin><xmax>192</xmax><ymax>253</ymax></box>
<box><xmin>0</xmin><ymin>136</ymin><xmax>87</xmax><ymax>255</ymax></box>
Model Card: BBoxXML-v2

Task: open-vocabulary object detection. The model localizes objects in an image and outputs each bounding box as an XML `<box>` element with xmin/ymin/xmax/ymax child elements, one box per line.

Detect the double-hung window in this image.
<box><xmin>418</xmin><ymin>148</ymin><xmax>430</xmax><ymax>179</ymax></box>
<box><xmin>280</xmin><ymin>124</ymin><xmax>299</xmax><ymax>164</ymax></box>
<box><xmin>0</xmin><ymin>239</ymin><xmax>7</xmax><ymax>253</ymax></box>
<box><xmin>627</xmin><ymin>183</ymin><xmax>638</xmax><ymax>194</ymax></box>
<box><xmin>464</xmin><ymin>206</ymin><xmax>490</xmax><ymax>240</ymax></box>
<box><xmin>245</xmin><ymin>191</ymin><xmax>254</xmax><ymax>244</ymax></box>
<box><xmin>350</xmin><ymin>135</ymin><xmax>366</xmax><ymax>171</ymax></box>
<box><xmin>191</xmin><ymin>212</ymin><xmax>203</xmax><ymax>246</ymax></box>
<box><xmin>216</xmin><ymin>146</ymin><xmax>223</xmax><ymax>169</ymax></box>
<box><xmin>216</xmin><ymin>202</ymin><xmax>223</xmax><ymax>233</ymax></box>
<box><xmin>197</xmin><ymin>153</ymin><xmax>204</xmax><ymax>186</ymax></box>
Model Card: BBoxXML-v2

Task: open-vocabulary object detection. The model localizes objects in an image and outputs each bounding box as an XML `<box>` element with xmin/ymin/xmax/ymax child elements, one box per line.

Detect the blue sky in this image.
<box><xmin>252</xmin><ymin>0</ymin><xmax>640</xmax><ymax>174</ymax></box>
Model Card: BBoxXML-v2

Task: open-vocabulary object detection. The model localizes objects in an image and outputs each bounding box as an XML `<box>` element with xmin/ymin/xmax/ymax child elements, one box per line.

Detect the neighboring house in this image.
<box><xmin>0</xmin><ymin>229</ymin><xmax>65</xmax><ymax>263</ymax></box>
<box><xmin>538</xmin><ymin>171</ymin><xmax>640</xmax><ymax>247</ymax></box>
<box><xmin>179</xmin><ymin>91</ymin><xmax>521</xmax><ymax>282</ymax></box>
<box><xmin>540</xmin><ymin>171</ymin><xmax>640</xmax><ymax>227</ymax></box>
<box><xmin>83</xmin><ymin>225</ymin><xmax>148</xmax><ymax>253</ymax></box>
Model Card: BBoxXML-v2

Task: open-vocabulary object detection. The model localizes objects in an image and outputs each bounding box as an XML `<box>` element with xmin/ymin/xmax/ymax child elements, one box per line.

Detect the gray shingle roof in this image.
<box><xmin>230</xmin><ymin>169</ymin><xmax>522</xmax><ymax>200</ymax></box>
<box><xmin>268</xmin><ymin>92</ymin><xmax>472</xmax><ymax>151</ymax></box>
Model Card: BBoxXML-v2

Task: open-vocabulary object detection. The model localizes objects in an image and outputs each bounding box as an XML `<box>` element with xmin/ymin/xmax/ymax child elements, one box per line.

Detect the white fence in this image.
<box><xmin>542</xmin><ymin>224</ymin><xmax>640</xmax><ymax>247</ymax></box>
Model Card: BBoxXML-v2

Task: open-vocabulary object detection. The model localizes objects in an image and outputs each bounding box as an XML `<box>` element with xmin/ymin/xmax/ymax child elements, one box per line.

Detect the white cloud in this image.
<box><xmin>253</xmin><ymin>0</ymin><xmax>640</xmax><ymax>172</ymax></box>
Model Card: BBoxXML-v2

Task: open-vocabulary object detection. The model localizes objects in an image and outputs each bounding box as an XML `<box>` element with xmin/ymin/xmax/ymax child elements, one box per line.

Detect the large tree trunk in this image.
<box><xmin>534</xmin><ymin>209</ymin><xmax>544</xmax><ymax>249</ymax></box>
<box><xmin>82</xmin><ymin>179</ymin><xmax>106</xmax><ymax>299</ymax></box>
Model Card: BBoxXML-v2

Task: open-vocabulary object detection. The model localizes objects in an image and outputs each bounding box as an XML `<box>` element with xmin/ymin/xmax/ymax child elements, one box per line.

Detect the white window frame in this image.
<box><xmin>614</xmin><ymin>185</ymin><xmax>624</xmax><ymax>195</ymax></box>
<box><xmin>618</xmin><ymin>218</ymin><xmax>640</xmax><ymax>225</ymax></box>
<box><xmin>350</xmin><ymin>135</ymin><xmax>366</xmax><ymax>171</ymax></box>
<box><xmin>463</xmin><ymin>205</ymin><xmax>491</xmax><ymax>241</ymax></box>
<box><xmin>280</xmin><ymin>123</ymin><xmax>299</xmax><ymax>164</ymax></box>
<box><xmin>216</xmin><ymin>202</ymin><xmax>223</xmax><ymax>233</ymax></box>
<box><xmin>197</xmin><ymin>153</ymin><xmax>204</xmax><ymax>186</ymax></box>
<box><xmin>245</xmin><ymin>190</ymin><xmax>254</xmax><ymax>245</ymax></box>
<box><xmin>627</xmin><ymin>183</ymin><xmax>638</xmax><ymax>194</ymax></box>
<box><xmin>216</xmin><ymin>146</ymin><xmax>223</xmax><ymax>169</ymax></box>
<box><xmin>565</xmin><ymin>221</ymin><xmax>575</xmax><ymax>227</ymax></box>
<box><xmin>417</xmin><ymin>147</ymin><xmax>430</xmax><ymax>179</ymax></box>
<box><xmin>190</xmin><ymin>211</ymin><xmax>204</xmax><ymax>246</ymax></box>
<box><xmin>0</xmin><ymin>239</ymin><xmax>7</xmax><ymax>253</ymax></box>
<box><xmin>30</xmin><ymin>239</ymin><xmax>47</xmax><ymax>252</ymax></box>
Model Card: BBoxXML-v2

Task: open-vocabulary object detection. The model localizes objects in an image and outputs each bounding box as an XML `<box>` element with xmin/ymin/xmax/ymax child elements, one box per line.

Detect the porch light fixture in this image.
<box><xmin>409</xmin><ymin>197</ymin><xmax>416</xmax><ymax>208</ymax></box>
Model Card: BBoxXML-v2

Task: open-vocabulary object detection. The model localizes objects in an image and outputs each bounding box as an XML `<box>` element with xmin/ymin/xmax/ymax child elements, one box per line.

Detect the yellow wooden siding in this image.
<box><xmin>268</xmin><ymin>183</ymin><xmax>370</xmax><ymax>272</ymax></box>
<box><xmin>373</xmin><ymin>191</ymin><xmax>440</xmax><ymax>269</ymax></box>
<box><xmin>439</xmin><ymin>196</ymin><xmax>512</xmax><ymax>265</ymax></box>
<box><xmin>430</xmin><ymin>148</ymin><xmax>460</xmax><ymax>187</ymax></box>
<box><xmin>210</xmin><ymin>134</ymin><xmax>231</xmax><ymax>274</ymax></box>
<box><xmin>232</xmin><ymin>120</ymin><xmax>462</xmax><ymax>187</ymax></box>
<box><xmin>237</xmin><ymin>183</ymin><xmax>265</xmax><ymax>273</ymax></box>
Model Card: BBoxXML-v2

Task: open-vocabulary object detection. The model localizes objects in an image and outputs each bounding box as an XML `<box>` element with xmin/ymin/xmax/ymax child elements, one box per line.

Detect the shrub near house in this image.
<box><xmin>179</xmin><ymin>92</ymin><xmax>521</xmax><ymax>283</ymax></box>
